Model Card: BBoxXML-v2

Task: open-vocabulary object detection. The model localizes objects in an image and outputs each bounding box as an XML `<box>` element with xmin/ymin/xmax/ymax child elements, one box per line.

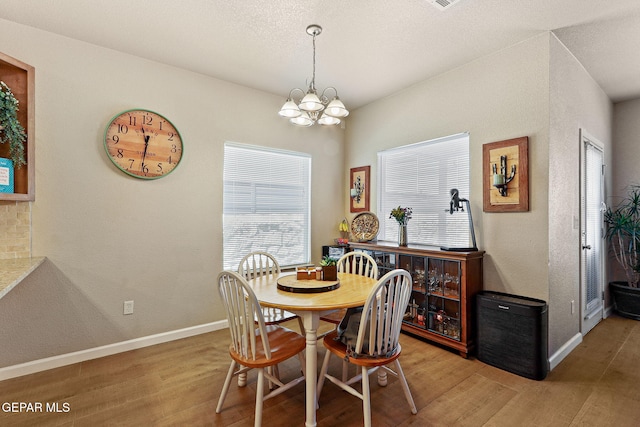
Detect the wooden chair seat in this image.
<box><xmin>229</xmin><ymin>325</ymin><xmax>305</xmax><ymax>369</ymax></box>
<box><xmin>322</xmin><ymin>330</ymin><xmax>402</xmax><ymax>367</ymax></box>
<box><xmin>319</xmin><ymin>308</ymin><xmax>347</xmax><ymax>324</ymax></box>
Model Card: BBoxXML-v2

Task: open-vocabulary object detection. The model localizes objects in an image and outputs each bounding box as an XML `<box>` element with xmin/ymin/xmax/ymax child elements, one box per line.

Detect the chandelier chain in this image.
<box><xmin>311</xmin><ymin>32</ymin><xmax>317</xmax><ymax>92</ymax></box>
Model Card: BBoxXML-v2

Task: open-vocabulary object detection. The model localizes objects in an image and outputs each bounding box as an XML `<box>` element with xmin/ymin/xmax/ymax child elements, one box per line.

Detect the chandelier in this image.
<box><xmin>278</xmin><ymin>25</ymin><xmax>349</xmax><ymax>127</ymax></box>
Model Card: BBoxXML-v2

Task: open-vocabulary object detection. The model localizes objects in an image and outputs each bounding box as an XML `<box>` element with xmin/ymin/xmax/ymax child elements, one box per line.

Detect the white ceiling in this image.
<box><xmin>1</xmin><ymin>0</ymin><xmax>640</xmax><ymax>109</ymax></box>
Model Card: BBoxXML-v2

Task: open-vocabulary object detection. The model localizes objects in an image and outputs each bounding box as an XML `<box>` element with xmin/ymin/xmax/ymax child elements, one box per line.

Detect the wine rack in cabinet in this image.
<box><xmin>349</xmin><ymin>241</ymin><xmax>484</xmax><ymax>358</ymax></box>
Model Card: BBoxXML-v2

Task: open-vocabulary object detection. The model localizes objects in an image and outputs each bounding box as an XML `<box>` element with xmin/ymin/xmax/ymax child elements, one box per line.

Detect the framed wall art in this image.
<box><xmin>350</xmin><ymin>166</ymin><xmax>370</xmax><ymax>213</ymax></box>
<box><xmin>483</xmin><ymin>137</ymin><xmax>529</xmax><ymax>212</ymax></box>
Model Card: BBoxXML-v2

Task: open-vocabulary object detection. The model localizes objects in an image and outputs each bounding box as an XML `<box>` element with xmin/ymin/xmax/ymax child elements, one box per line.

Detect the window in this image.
<box><xmin>223</xmin><ymin>143</ymin><xmax>311</xmax><ymax>270</ymax></box>
<box><xmin>377</xmin><ymin>133</ymin><xmax>470</xmax><ymax>248</ymax></box>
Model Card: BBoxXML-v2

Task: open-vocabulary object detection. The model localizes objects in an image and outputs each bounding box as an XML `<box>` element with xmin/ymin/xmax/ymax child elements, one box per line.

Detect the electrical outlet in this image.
<box><xmin>124</xmin><ymin>300</ymin><xmax>134</xmax><ymax>315</ymax></box>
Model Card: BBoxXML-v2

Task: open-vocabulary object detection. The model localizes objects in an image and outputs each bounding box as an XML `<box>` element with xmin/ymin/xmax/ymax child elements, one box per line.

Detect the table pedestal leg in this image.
<box><xmin>302</xmin><ymin>312</ymin><xmax>319</xmax><ymax>427</ymax></box>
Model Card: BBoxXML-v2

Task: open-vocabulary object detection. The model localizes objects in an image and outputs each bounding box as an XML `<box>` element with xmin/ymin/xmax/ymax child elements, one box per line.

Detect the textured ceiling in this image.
<box><xmin>1</xmin><ymin>0</ymin><xmax>640</xmax><ymax>109</ymax></box>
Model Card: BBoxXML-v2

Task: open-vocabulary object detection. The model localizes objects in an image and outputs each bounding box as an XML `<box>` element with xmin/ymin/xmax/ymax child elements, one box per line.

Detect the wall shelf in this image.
<box><xmin>0</xmin><ymin>51</ymin><xmax>35</xmax><ymax>201</ymax></box>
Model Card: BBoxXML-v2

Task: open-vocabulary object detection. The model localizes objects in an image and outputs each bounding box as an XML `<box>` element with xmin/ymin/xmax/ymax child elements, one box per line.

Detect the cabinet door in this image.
<box><xmin>402</xmin><ymin>255</ymin><xmax>428</xmax><ymax>328</ymax></box>
<box><xmin>426</xmin><ymin>259</ymin><xmax>462</xmax><ymax>341</ymax></box>
<box><xmin>375</xmin><ymin>251</ymin><xmax>395</xmax><ymax>275</ymax></box>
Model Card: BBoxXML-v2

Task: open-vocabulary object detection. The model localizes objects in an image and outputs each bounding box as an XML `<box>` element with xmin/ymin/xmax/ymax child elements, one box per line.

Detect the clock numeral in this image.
<box><xmin>156</xmin><ymin>163</ymin><xmax>163</xmax><ymax>174</ymax></box>
<box><xmin>117</xmin><ymin>124</ymin><xmax>129</xmax><ymax>134</ymax></box>
<box><xmin>143</xmin><ymin>115</ymin><xmax>153</xmax><ymax>126</ymax></box>
<box><xmin>141</xmin><ymin>162</ymin><xmax>149</xmax><ymax>175</ymax></box>
<box><xmin>170</xmin><ymin>144</ymin><xmax>178</xmax><ymax>153</ymax></box>
<box><xmin>116</xmin><ymin>149</ymin><xmax>124</xmax><ymax>158</ymax></box>
<box><xmin>159</xmin><ymin>121</ymin><xmax>164</xmax><ymax>131</ymax></box>
<box><xmin>129</xmin><ymin>116</ymin><xmax>136</xmax><ymax>126</ymax></box>
<box><xmin>111</xmin><ymin>135</ymin><xmax>119</xmax><ymax>144</ymax></box>
<box><xmin>167</xmin><ymin>155</ymin><xmax>173</xmax><ymax>164</ymax></box>
<box><xmin>127</xmin><ymin>158</ymin><xmax>135</xmax><ymax>169</ymax></box>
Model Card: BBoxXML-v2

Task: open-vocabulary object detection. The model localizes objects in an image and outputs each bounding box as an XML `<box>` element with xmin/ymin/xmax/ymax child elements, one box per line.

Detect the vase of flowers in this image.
<box><xmin>390</xmin><ymin>206</ymin><xmax>412</xmax><ymax>246</ymax></box>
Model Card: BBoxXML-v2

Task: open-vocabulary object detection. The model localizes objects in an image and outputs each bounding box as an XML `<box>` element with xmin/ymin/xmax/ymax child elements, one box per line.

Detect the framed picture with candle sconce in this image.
<box><xmin>350</xmin><ymin>165</ymin><xmax>370</xmax><ymax>213</ymax></box>
<box><xmin>483</xmin><ymin>137</ymin><xmax>529</xmax><ymax>212</ymax></box>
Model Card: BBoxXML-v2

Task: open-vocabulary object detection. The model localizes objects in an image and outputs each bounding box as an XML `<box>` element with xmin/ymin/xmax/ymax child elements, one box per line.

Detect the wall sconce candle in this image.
<box><xmin>492</xmin><ymin>155</ymin><xmax>516</xmax><ymax>196</ymax></box>
<box><xmin>482</xmin><ymin>136</ymin><xmax>529</xmax><ymax>212</ymax></box>
<box><xmin>350</xmin><ymin>175</ymin><xmax>364</xmax><ymax>203</ymax></box>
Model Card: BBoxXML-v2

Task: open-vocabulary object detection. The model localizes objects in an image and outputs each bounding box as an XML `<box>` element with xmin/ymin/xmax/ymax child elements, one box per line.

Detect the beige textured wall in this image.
<box><xmin>346</xmin><ymin>34</ymin><xmax>551</xmax><ymax>302</ymax></box>
<box><xmin>611</xmin><ymin>98</ymin><xmax>640</xmax><ymax>284</ymax></box>
<box><xmin>612</xmin><ymin>98</ymin><xmax>640</xmax><ymax>197</ymax></box>
<box><xmin>0</xmin><ymin>19</ymin><xmax>345</xmax><ymax>367</ymax></box>
<box><xmin>548</xmin><ymin>35</ymin><xmax>612</xmax><ymax>353</ymax></box>
<box><xmin>345</xmin><ymin>32</ymin><xmax>613</xmax><ymax>358</ymax></box>
<box><xmin>0</xmin><ymin>201</ymin><xmax>30</xmax><ymax>259</ymax></box>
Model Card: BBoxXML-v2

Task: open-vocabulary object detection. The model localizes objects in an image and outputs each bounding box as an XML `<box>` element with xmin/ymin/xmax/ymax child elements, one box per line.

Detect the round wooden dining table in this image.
<box><xmin>246</xmin><ymin>271</ymin><xmax>378</xmax><ymax>427</ymax></box>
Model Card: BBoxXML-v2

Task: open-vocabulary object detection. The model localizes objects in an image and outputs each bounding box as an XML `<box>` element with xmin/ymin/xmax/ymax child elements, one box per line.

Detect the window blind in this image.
<box><xmin>223</xmin><ymin>143</ymin><xmax>311</xmax><ymax>270</ymax></box>
<box><xmin>377</xmin><ymin>133</ymin><xmax>470</xmax><ymax>247</ymax></box>
<box><xmin>583</xmin><ymin>141</ymin><xmax>604</xmax><ymax>312</ymax></box>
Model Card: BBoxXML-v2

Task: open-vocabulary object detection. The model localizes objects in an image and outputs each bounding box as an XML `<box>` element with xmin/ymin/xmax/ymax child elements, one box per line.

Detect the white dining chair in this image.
<box><xmin>237</xmin><ymin>251</ymin><xmax>305</xmax><ymax>388</ymax></box>
<box><xmin>320</xmin><ymin>251</ymin><xmax>378</xmax><ymax>380</ymax></box>
<box><xmin>238</xmin><ymin>251</ymin><xmax>304</xmax><ymax>333</ymax></box>
<box><xmin>317</xmin><ymin>269</ymin><xmax>417</xmax><ymax>427</ymax></box>
<box><xmin>216</xmin><ymin>270</ymin><xmax>306</xmax><ymax>427</ymax></box>
<box><xmin>320</xmin><ymin>251</ymin><xmax>378</xmax><ymax>325</ymax></box>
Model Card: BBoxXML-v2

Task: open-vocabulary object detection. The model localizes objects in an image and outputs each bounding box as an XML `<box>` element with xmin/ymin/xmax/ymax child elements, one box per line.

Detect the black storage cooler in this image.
<box><xmin>476</xmin><ymin>291</ymin><xmax>549</xmax><ymax>380</ymax></box>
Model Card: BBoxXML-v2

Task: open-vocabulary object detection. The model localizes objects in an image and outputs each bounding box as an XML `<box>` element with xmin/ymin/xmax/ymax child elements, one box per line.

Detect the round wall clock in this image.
<box><xmin>104</xmin><ymin>109</ymin><xmax>183</xmax><ymax>179</ymax></box>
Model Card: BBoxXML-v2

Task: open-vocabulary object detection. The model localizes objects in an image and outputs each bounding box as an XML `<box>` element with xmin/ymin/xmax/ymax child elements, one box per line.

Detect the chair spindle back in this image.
<box><xmin>337</xmin><ymin>252</ymin><xmax>378</xmax><ymax>279</ymax></box>
<box><xmin>356</xmin><ymin>269</ymin><xmax>412</xmax><ymax>357</ymax></box>
<box><xmin>238</xmin><ymin>251</ymin><xmax>281</xmax><ymax>280</ymax></box>
<box><xmin>217</xmin><ymin>270</ymin><xmax>271</xmax><ymax>361</ymax></box>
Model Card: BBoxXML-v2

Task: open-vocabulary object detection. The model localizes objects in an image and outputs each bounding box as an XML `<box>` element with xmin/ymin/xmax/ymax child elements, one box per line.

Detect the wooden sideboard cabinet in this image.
<box><xmin>349</xmin><ymin>241</ymin><xmax>484</xmax><ymax>358</ymax></box>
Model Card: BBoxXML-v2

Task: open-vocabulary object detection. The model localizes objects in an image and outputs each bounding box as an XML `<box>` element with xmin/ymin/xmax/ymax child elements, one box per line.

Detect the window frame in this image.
<box><xmin>222</xmin><ymin>142</ymin><xmax>312</xmax><ymax>270</ymax></box>
<box><xmin>377</xmin><ymin>133</ymin><xmax>471</xmax><ymax>248</ymax></box>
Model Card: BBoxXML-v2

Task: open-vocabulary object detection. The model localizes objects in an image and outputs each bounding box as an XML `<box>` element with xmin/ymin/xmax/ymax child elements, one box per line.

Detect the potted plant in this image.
<box><xmin>320</xmin><ymin>255</ymin><xmax>338</xmax><ymax>281</ymax></box>
<box><xmin>0</xmin><ymin>80</ymin><xmax>27</xmax><ymax>169</ymax></box>
<box><xmin>604</xmin><ymin>185</ymin><xmax>640</xmax><ymax>319</ymax></box>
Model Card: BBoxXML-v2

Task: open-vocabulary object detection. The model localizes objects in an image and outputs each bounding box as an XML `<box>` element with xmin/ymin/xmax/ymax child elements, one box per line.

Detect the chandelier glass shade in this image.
<box><xmin>278</xmin><ymin>25</ymin><xmax>349</xmax><ymax>127</ymax></box>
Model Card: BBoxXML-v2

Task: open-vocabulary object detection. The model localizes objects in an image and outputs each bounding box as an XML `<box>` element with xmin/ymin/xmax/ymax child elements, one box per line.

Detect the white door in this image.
<box><xmin>580</xmin><ymin>129</ymin><xmax>605</xmax><ymax>335</ymax></box>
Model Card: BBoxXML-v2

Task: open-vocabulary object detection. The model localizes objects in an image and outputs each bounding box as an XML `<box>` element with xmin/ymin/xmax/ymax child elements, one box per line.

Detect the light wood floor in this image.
<box><xmin>1</xmin><ymin>315</ymin><xmax>640</xmax><ymax>426</ymax></box>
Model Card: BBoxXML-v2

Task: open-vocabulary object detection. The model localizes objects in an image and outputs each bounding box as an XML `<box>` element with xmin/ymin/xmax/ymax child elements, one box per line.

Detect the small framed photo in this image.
<box><xmin>350</xmin><ymin>166</ymin><xmax>370</xmax><ymax>213</ymax></box>
<box><xmin>483</xmin><ymin>137</ymin><xmax>529</xmax><ymax>212</ymax></box>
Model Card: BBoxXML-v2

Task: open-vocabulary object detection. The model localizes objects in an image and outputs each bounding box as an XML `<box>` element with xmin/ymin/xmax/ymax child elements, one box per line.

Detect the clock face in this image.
<box><xmin>104</xmin><ymin>109</ymin><xmax>183</xmax><ymax>179</ymax></box>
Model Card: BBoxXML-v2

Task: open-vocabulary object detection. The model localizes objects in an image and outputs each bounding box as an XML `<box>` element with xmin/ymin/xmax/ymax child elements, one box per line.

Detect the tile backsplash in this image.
<box><xmin>0</xmin><ymin>201</ymin><xmax>31</xmax><ymax>259</ymax></box>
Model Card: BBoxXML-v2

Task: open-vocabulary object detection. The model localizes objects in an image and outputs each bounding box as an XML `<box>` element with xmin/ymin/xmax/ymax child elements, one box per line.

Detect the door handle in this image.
<box><xmin>582</xmin><ymin>245</ymin><xmax>592</xmax><ymax>250</ymax></box>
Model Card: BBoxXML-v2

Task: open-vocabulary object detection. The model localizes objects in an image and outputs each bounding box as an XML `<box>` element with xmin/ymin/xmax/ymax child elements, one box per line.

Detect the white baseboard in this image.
<box><xmin>604</xmin><ymin>304</ymin><xmax>613</xmax><ymax>318</ymax></box>
<box><xmin>0</xmin><ymin>320</ymin><xmax>228</xmax><ymax>381</ymax></box>
<box><xmin>548</xmin><ymin>331</ymin><xmax>582</xmax><ymax>371</ymax></box>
